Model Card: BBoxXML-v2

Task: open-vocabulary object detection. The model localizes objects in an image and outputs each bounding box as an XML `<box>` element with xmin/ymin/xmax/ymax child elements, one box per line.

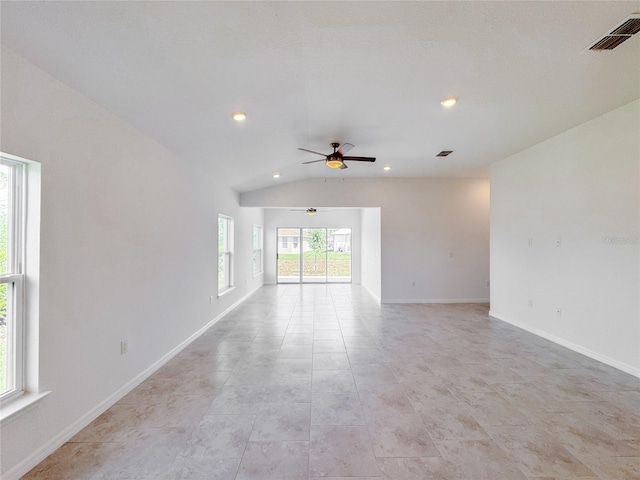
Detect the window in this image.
<box><xmin>0</xmin><ymin>157</ymin><xmax>25</xmax><ymax>403</ymax></box>
<box><xmin>218</xmin><ymin>215</ymin><xmax>234</xmax><ymax>293</ymax></box>
<box><xmin>253</xmin><ymin>225</ymin><xmax>263</xmax><ymax>276</ymax></box>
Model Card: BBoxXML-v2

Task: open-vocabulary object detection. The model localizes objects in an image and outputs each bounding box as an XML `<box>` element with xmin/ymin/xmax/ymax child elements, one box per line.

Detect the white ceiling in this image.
<box><xmin>1</xmin><ymin>1</ymin><xmax>639</xmax><ymax>192</ymax></box>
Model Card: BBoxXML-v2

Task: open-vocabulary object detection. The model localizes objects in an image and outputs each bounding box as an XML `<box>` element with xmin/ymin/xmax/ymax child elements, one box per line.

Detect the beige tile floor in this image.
<box><xmin>23</xmin><ymin>285</ymin><xmax>640</xmax><ymax>479</ymax></box>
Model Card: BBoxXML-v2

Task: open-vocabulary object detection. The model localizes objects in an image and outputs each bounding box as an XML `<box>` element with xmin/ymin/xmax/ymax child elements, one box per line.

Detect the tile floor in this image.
<box><xmin>23</xmin><ymin>285</ymin><xmax>640</xmax><ymax>479</ymax></box>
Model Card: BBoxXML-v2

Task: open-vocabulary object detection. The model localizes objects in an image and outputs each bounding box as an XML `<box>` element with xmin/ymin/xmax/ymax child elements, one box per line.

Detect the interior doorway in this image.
<box><xmin>276</xmin><ymin>227</ymin><xmax>352</xmax><ymax>283</ymax></box>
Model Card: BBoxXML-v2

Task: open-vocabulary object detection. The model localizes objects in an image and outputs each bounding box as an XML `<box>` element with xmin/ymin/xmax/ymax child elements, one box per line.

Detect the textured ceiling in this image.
<box><xmin>1</xmin><ymin>1</ymin><xmax>639</xmax><ymax>192</ymax></box>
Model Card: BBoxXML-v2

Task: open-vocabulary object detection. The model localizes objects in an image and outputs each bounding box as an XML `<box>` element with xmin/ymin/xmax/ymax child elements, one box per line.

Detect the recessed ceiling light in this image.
<box><xmin>440</xmin><ymin>97</ymin><xmax>457</xmax><ymax>107</ymax></box>
<box><xmin>273</xmin><ymin>173</ymin><xmax>280</xmax><ymax>178</ymax></box>
<box><xmin>232</xmin><ymin>111</ymin><xmax>247</xmax><ymax>121</ymax></box>
<box><xmin>383</xmin><ymin>166</ymin><xmax>391</xmax><ymax>171</ymax></box>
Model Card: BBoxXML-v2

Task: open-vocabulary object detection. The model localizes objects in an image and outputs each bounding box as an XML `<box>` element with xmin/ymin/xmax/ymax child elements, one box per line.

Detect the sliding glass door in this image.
<box><xmin>277</xmin><ymin>227</ymin><xmax>351</xmax><ymax>283</ymax></box>
<box><xmin>276</xmin><ymin>228</ymin><xmax>301</xmax><ymax>283</ymax></box>
<box><xmin>302</xmin><ymin>228</ymin><xmax>327</xmax><ymax>283</ymax></box>
<box><xmin>327</xmin><ymin>228</ymin><xmax>351</xmax><ymax>282</ymax></box>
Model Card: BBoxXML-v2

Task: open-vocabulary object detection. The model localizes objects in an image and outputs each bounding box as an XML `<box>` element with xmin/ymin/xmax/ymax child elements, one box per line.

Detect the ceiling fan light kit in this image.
<box><xmin>326</xmin><ymin>158</ymin><xmax>344</xmax><ymax>169</ymax></box>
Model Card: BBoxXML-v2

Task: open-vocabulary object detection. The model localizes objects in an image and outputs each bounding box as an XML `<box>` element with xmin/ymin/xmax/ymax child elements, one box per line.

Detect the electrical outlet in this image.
<box><xmin>528</xmin><ymin>238</ymin><xmax>533</xmax><ymax>247</ymax></box>
<box><xmin>556</xmin><ymin>307</ymin><xmax>562</xmax><ymax>316</ymax></box>
<box><xmin>120</xmin><ymin>340</ymin><xmax>128</xmax><ymax>355</ymax></box>
<box><xmin>528</xmin><ymin>300</ymin><xmax>533</xmax><ymax>308</ymax></box>
<box><xmin>448</xmin><ymin>251</ymin><xmax>453</xmax><ymax>258</ymax></box>
<box><xmin>411</xmin><ymin>281</ymin><xmax>416</xmax><ymax>287</ymax></box>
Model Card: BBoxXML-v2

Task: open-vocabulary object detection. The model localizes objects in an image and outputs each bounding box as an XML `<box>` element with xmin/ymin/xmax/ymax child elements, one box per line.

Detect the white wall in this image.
<box><xmin>0</xmin><ymin>47</ymin><xmax>263</xmax><ymax>477</ymax></box>
<box><xmin>490</xmin><ymin>100</ymin><xmax>640</xmax><ymax>376</ymax></box>
<box><xmin>263</xmin><ymin>208</ymin><xmax>362</xmax><ymax>285</ymax></box>
<box><xmin>241</xmin><ymin>177</ymin><xmax>490</xmax><ymax>303</ymax></box>
<box><xmin>361</xmin><ymin>208</ymin><xmax>382</xmax><ymax>300</ymax></box>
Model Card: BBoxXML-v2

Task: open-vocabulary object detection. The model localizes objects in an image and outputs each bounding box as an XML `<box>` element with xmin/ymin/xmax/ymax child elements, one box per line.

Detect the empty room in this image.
<box><xmin>0</xmin><ymin>1</ymin><xmax>638</xmax><ymax>479</ymax></box>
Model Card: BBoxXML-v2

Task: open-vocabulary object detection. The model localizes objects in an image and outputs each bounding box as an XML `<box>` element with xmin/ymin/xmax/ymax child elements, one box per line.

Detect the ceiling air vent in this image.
<box><xmin>436</xmin><ymin>150</ymin><xmax>453</xmax><ymax>157</ymax></box>
<box><xmin>587</xmin><ymin>14</ymin><xmax>640</xmax><ymax>51</ymax></box>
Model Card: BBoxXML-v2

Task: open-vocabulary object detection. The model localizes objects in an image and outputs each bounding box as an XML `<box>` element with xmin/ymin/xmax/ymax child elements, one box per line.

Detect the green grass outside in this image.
<box><xmin>278</xmin><ymin>251</ymin><xmax>351</xmax><ymax>276</ymax></box>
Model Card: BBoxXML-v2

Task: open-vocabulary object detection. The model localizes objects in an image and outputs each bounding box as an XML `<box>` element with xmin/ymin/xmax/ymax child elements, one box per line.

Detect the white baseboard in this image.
<box><xmin>489</xmin><ymin>310</ymin><xmax>640</xmax><ymax>378</ymax></box>
<box><xmin>361</xmin><ymin>284</ymin><xmax>381</xmax><ymax>304</ymax></box>
<box><xmin>382</xmin><ymin>298</ymin><xmax>490</xmax><ymax>304</ymax></box>
<box><xmin>2</xmin><ymin>285</ymin><xmax>262</xmax><ymax>480</ymax></box>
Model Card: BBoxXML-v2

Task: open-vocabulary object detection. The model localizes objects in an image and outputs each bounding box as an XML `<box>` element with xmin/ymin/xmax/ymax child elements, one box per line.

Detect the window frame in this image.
<box><xmin>0</xmin><ymin>157</ymin><xmax>26</xmax><ymax>404</ymax></box>
<box><xmin>218</xmin><ymin>214</ymin><xmax>234</xmax><ymax>295</ymax></box>
<box><xmin>252</xmin><ymin>225</ymin><xmax>263</xmax><ymax>276</ymax></box>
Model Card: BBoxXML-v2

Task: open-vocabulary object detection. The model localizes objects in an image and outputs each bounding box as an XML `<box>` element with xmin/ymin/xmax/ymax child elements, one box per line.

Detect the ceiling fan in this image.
<box><xmin>289</xmin><ymin>207</ymin><xmax>325</xmax><ymax>216</ymax></box>
<box><xmin>299</xmin><ymin>142</ymin><xmax>376</xmax><ymax>169</ymax></box>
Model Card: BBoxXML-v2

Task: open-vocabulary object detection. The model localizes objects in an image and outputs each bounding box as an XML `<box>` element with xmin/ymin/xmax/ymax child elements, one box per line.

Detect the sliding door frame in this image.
<box><xmin>276</xmin><ymin>227</ymin><xmax>352</xmax><ymax>284</ymax></box>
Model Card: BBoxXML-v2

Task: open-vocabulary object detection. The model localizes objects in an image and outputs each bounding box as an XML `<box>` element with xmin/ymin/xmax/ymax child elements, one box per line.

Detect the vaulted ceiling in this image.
<box><xmin>1</xmin><ymin>1</ymin><xmax>639</xmax><ymax>192</ymax></box>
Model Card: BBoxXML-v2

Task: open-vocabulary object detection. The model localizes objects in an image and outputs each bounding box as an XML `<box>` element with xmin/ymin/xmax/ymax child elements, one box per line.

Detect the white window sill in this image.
<box><xmin>0</xmin><ymin>391</ymin><xmax>51</xmax><ymax>425</ymax></box>
<box><xmin>253</xmin><ymin>271</ymin><xmax>263</xmax><ymax>278</ymax></box>
<box><xmin>217</xmin><ymin>286</ymin><xmax>236</xmax><ymax>298</ymax></box>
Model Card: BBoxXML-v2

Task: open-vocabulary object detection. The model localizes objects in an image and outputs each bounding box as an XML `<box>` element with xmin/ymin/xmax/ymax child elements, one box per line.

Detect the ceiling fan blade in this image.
<box><xmin>298</xmin><ymin>147</ymin><xmax>327</xmax><ymax>157</ymax></box>
<box><xmin>302</xmin><ymin>159</ymin><xmax>327</xmax><ymax>164</ymax></box>
<box><xmin>338</xmin><ymin>143</ymin><xmax>355</xmax><ymax>155</ymax></box>
<box><xmin>343</xmin><ymin>156</ymin><xmax>376</xmax><ymax>162</ymax></box>
<box><xmin>340</xmin><ymin>163</ymin><xmax>349</xmax><ymax>169</ymax></box>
